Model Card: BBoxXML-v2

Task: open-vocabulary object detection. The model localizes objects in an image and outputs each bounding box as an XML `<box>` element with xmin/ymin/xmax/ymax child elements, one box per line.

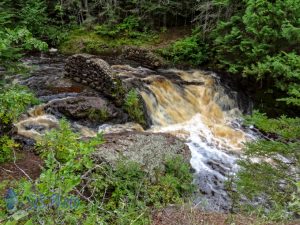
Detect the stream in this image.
<box><xmin>15</xmin><ymin>53</ymin><xmax>256</xmax><ymax>212</ymax></box>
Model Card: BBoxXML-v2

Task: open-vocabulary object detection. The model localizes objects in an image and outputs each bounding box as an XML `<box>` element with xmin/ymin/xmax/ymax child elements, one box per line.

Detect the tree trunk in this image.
<box><xmin>83</xmin><ymin>0</ymin><xmax>90</xmax><ymax>19</ymax></box>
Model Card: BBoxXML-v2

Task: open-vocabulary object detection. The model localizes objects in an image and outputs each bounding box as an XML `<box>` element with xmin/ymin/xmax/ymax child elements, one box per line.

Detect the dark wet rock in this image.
<box><xmin>13</xmin><ymin>135</ymin><xmax>36</xmax><ymax>147</ymax></box>
<box><xmin>121</xmin><ymin>46</ymin><xmax>166</xmax><ymax>69</ymax></box>
<box><xmin>92</xmin><ymin>132</ymin><xmax>191</xmax><ymax>178</ymax></box>
<box><xmin>20</xmin><ymin>55</ymin><xmax>99</xmax><ymax>99</ymax></box>
<box><xmin>44</xmin><ymin>96</ymin><xmax>128</xmax><ymax>124</ymax></box>
<box><xmin>192</xmin><ymin>157</ymin><xmax>237</xmax><ymax>212</ymax></box>
<box><xmin>194</xmin><ymin>171</ymin><xmax>232</xmax><ymax>212</ymax></box>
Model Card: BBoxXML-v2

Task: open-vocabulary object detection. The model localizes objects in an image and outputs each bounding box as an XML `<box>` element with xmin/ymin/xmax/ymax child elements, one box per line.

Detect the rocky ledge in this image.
<box><xmin>92</xmin><ymin>131</ymin><xmax>191</xmax><ymax>178</ymax></box>
<box><xmin>44</xmin><ymin>96</ymin><xmax>128</xmax><ymax>125</ymax></box>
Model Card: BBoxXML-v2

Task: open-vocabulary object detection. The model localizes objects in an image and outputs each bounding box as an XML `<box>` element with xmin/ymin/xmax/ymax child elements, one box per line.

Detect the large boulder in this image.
<box><xmin>44</xmin><ymin>96</ymin><xmax>127</xmax><ymax>124</ymax></box>
<box><xmin>92</xmin><ymin>132</ymin><xmax>191</xmax><ymax>178</ymax></box>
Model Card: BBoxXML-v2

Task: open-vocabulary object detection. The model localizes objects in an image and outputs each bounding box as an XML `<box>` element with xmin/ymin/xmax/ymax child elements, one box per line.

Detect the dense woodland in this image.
<box><xmin>0</xmin><ymin>0</ymin><xmax>300</xmax><ymax>224</ymax></box>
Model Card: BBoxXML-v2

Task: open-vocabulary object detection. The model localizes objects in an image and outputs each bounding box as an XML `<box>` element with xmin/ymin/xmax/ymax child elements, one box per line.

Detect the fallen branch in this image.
<box><xmin>13</xmin><ymin>149</ymin><xmax>32</xmax><ymax>181</ymax></box>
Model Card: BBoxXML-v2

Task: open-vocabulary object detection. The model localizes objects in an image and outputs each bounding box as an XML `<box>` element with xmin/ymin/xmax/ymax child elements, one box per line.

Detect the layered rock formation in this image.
<box><xmin>64</xmin><ymin>54</ymin><xmax>126</xmax><ymax>106</ymax></box>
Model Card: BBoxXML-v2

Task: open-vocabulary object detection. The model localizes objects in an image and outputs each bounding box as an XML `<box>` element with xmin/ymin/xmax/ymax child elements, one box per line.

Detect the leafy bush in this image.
<box><xmin>0</xmin><ymin>136</ymin><xmax>18</xmax><ymax>164</ymax></box>
<box><xmin>88</xmin><ymin>156</ymin><xmax>194</xmax><ymax>224</ymax></box>
<box><xmin>0</xmin><ymin>1</ymin><xmax>48</xmax><ymax>64</ymax></box>
<box><xmin>19</xmin><ymin>0</ymin><xmax>48</xmax><ymax>37</ymax></box>
<box><xmin>36</xmin><ymin>119</ymin><xmax>102</xmax><ymax>163</ymax></box>
<box><xmin>160</xmin><ymin>35</ymin><xmax>208</xmax><ymax>66</ymax></box>
<box><xmin>123</xmin><ymin>89</ymin><xmax>146</xmax><ymax>125</ymax></box>
<box><xmin>234</xmin><ymin>111</ymin><xmax>300</xmax><ymax>220</ymax></box>
<box><xmin>289</xmin><ymin>182</ymin><xmax>300</xmax><ymax>216</ymax></box>
<box><xmin>93</xmin><ymin>15</ymin><xmax>157</xmax><ymax>44</ymax></box>
<box><xmin>0</xmin><ymin>28</ymin><xmax>48</xmax><ymax>63</ymax></box>
<box><xmin>43</xmin><ymin>25</ymin><xmax>71</xmax><ymax>46</ymax></box>
<box><xmin>95</xmin><ymin>16</ymin><xmax>142</xmax><ymax>38</ymax></box>
<box><xmin>0</xmin><ymin>86</ymin><xmax>38</xmax><ymax>125</ymax></box>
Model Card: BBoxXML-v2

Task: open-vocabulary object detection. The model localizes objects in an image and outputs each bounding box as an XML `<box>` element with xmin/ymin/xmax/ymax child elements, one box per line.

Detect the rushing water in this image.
<box><xmin>138</xmin><ymin>69</ymin><xmax>255</xmax><ymax>211</ymax></box>
<box><xmin>15</xmin><ymin>55</ymin><xmax>256</xmax><ymax>211</ymax></box>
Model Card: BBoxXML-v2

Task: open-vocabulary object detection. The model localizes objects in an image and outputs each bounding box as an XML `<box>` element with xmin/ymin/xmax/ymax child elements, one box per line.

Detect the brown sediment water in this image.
<box><xmin>140</xmin><ymin>70</ymin><xmax>248</xmax><ymax>153</ymax></box>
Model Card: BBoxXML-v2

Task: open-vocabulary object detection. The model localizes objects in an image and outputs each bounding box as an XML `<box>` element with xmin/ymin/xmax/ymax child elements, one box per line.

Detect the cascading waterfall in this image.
<box><xmin>141</xmin><ymin>70</ymin><xmax>248</xmax><ymax>151</ymax></box>
<box><xmin>140</xmin><ymin>69</ymin><xmax>255</xmax><ymax>211</ymax></box>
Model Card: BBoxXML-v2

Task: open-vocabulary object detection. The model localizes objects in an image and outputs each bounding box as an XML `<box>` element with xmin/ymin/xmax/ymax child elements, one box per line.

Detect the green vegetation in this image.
<box><xmin>0</xmin><ymin>86</ymin><xmax>38</xmax><ymax>125</ymax></box>
<box><xmin>123</xmin><ymin>89</ymin><xmax>146</xmax><ymax>126</ymax></box>
<box><xmin>211</xmin><ymin>0</ymin><xmax>299</xmax><ymax>108</ymax></box>
<box><xmin>88</xmin><ymin>108</ymin><xmax>109</xmax><ymax>123</ymax></box>
<box><xmin>159</xmin><ymin>35</ymin><xmax>208</xmax><ymax>66</ymax></box>
<box><xmin>0</xmin><ymin>136</ymin><xmax>18</xmax><ymax>164</ymax></box>
<box><xmin>60</xmin><ymin>26</ymin><xmax>158</xmax><ymax>55</ymax></box>
<box><xmin>230</xmin><ymin>111</ymin><xmax>300</xmax><ymax>220</ymax></box>
<box><xmin>89</xmin><ymin>155</ymin><xmax>194</xmax><ymax>224</ymax></box>
<box><xmin>0</xmin><ymin>120</ymin><xmax>194</xmax><ymax>224</ymax></box>
<box><xmin>0</xmin><ymin>86</ymin><xmax>38</xmax><ymax>164</ymax></box>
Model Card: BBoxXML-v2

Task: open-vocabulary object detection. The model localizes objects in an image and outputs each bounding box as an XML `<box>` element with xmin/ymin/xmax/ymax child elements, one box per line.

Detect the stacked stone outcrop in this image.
<box><xmin>65</xmin><ymin>54</ymin><xmax>125</xmax><ymax>106</ymax></box>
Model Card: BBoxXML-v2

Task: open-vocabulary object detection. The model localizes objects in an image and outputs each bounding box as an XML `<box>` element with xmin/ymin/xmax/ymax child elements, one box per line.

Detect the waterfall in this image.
<box><xmin>139</xmin><ymin>69</ymin><xmax>255</xmax><ymax>211</ymax></box>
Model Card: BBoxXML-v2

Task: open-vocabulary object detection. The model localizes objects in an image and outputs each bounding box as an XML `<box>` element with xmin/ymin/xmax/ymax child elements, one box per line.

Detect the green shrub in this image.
<box><xmin>43</xmin><ymin>25</ymin><xmax>71</xmax><ymax>46</ymax></box>
<box><xmin>123</xmin><ymin>89</ymin><xmax>146</xmax><ymax>125</ymax></box>
<box><xmin>0</xmin><ymin>28</ymin><xmax>48</xmax><ymax>63</ymax></box>
<box><xmin>159</xmin><ymin>35</ymin><xmax>208</xmax><ymax>66</ymax></box>
<box><xmin>88</xmin><ymin>108</ymin><xmax>109</xmax><ymax>122</ymax></box>
<box><xmin>0</xmin><ymin>136</ymin><xmax>18</xmax><ymax>164</ymax></box>
<box><xmin>36</xmin><ymin>119</ymin><xmax>102</xmax><ymax>163</ymax></box>
<box><xmin>89</xmin><ymin>156</ymin><xmax>194</xmax><ymax>224</ymax></box>
<box><xmin>289</xmin><ymin>182</ymin><xmax>300</xmax><ymax>216</ymax></box>
<box><xmin>19</xmin><ymin>0</ymin><xmax>48</xmax><ymax>37</ymax></box>
<box><xmin>0</xmin><ymin>86</ymin><xmax>38</xmax><ymax>125</ymax></box>
<box><xmin>94</xmin><ymin>16</ymin><xmax>144</xmax><ymax>38</ymax></box>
